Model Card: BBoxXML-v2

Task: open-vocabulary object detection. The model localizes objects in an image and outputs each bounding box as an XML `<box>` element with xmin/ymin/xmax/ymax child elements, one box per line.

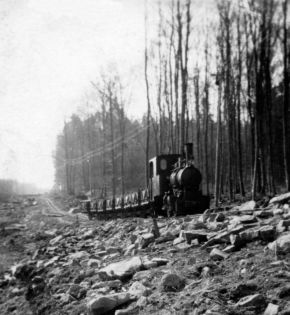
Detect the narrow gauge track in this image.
<box><xmin>43</xmin><ymin>197</ymin><xmax>88</xmax><ymax>223</ymax></box>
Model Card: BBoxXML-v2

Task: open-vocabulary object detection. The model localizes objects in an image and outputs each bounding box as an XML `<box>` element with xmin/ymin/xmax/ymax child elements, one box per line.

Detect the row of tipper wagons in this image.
<box><xmin>83</xmin><ymin>189</ymin><xmax>151</xmax><ymax>218</ymax></box>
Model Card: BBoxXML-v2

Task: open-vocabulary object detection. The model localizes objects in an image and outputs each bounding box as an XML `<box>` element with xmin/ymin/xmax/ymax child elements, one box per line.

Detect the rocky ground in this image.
<box><xmin>1</xmin><ymin>194</ymin><xmax>290</xmax><ymax>314</ymax></box>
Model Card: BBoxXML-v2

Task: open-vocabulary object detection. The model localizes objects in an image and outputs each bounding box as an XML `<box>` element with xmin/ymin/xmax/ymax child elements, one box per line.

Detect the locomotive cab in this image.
<box><xmin>148</xmin><ymin>154</ymin><xmax>180</xmax><ymax>215</ymax></box>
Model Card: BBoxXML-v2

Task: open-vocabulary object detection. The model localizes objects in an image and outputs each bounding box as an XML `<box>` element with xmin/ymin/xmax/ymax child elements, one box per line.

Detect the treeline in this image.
<box><xmin>0</xmin><ymin>180</ymin><xmax>41</xmax><ymax>201</ymax></box>
<box><xmin>54</xmin><ymin>0</ymin><xmax>290</xmax><ymax>203</ymax></box>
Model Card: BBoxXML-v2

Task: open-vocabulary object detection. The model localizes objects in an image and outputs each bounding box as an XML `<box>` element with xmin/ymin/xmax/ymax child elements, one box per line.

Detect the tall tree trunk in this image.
<box><xmin>101</xmin><ymin>96</ymin><xmax>107</xmax><ymax>198</ymax></box>
<box><xmin>194</xmin><ymin>69</ymin><xmax>201</xmax><ymax>166</ymax></box>
<box><xmin>236</xmin><ymin>11</ymin><xmax>245</xmax><ymax>196</ymax></box>
<box><xmin>63</xmin><ymin>122</ymin><xmax>71</xmax><ymax>194</ymax></box>
<box><xmin>144</xmin><ymin>0</ymin><xmax>151</xmax><ymax>186</ymax></box>
<box><xmin>109</xmin><ymin>86</ymin><xmax>116</xmax><ymax>210</ymax></box>
<box><xmin>204</xmin><ymin>40</ymin><xmax>210</xmax><ymax>195</ymax></box>
<box><xmin>283</xmin><ymin>0</ymin><xmax>290</xmax><ymax>191</ymax></box>
<box><xmin>177</xmin><ymin>0</ymin><xmax>191</xmax><ymax>155</ymax></box>
<box><xmin>214</xmin><ymin>77</ymin><xmax>222</xmax><ymax>206</ymax></box>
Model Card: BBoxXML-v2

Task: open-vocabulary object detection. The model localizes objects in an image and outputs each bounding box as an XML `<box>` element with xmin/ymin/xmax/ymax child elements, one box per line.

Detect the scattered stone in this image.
<box><xmin>129</xmin><ymin>281</ymin><xmax>151</xmax><ymax>298</ymax></box>
<box><xmin>215</xmin><ymin>213</ymin><xmax>226</xmax><ymax>222</ymax></box>
<box><xmin>223</xmin><ymin>245</ymin><xmax>236</xmax><ymax>253</ymax></box>
<box><xmin>173</xmin><ymin>236</ymin><xmax>185</xmax><ymax>245</ymax></box>
<box><xmin>67</xmin><ymin>284</ymin><xmax>86</xmax><ymax>300</ymax></box>
<box><xmin>107</xmin><ymin>246</ymin><xmax>121</xmax><ymax>254</ymax></box>
<box><xmin>160</xmin><ymin>273</ymin><xmax>185</xmax><ymax>292</ymax></box>
<box><xmin>151</xmin><ymin>258</ymin><xmax>168</xmax><ymax>266</ymax></box>
<box><xmin>91</xmin><ymin>280</ymin><xmax>122</xmax><ymax>290</ymax></box>
<box><xmin>98</xmin><ymin>256</ymin><xmax>143</xmax><ymax>280</ymax></box>
<box><xmin>9</xmin><ymin>287</ymin><xmax>25</xmax><ymax>297</ymax></box>
<box><xmin>115</xmin><ymin>306</ymin><xmax>138</xmax><ymax>315</ymax></box>
<box><xmin>264</xmin><ymin>303</ymin><xmax>279</xmax><ymax>315</ymax></box>
<box><xmin>44</xmin><ymin>229</ymin><xmax>58</xmax><ymax>237</ymax></box>
<box><xmin>139</xmin><ymin>233</ymin><xmax>155</xmax><ymax>249</ymax></box>
<box><xmin>278</xmin><ymin>285</ymin><xmax>290</xmax><ymax>298</ymax></box>
<box><xmin>277</xmin><ymin>221</ymin><xmax>286</xmax><ymax>233</ymax></box>
<box><xmin>270</xmin><ymin>192</ymin><xmax>290</xmax><ymax>204</ymax></box>
<box><xmin>210</xmin><ymin>248</ymin><xmax>229</xmax><ymax>260</ymax></box>
<box><xmin>239</xmin><ymin>228</ymin><xmax>259</xmax><ymax>242</ymax></box>
<box><xmin>201</xmin><ymin>231</ymin><xmax>230</xmax><ymax>248</ymax></box>
<box><xmin>69</xmin><ymin>251</ymin><xmax>90</xmax><ymax>260</ymax></box>
<box><xmin>230</xmin><ymin>282</ymin><xmax>258</xmax><ymax>299</ymax></box>
<box><xmin>11</xmin><ymin>263</ymin><xmax>35</xmax><ymax>281</ymax></box>
<box><xmin>50</xmin><ymin>235</ymin><xmax>63</xmax><ymax>245</ymax></box>
<box><xmin>268</xmin><ymin>234</ymin><xmax>290</xmax><ymax>253</ymax></box>
<box><xmin>136</xmin><ymin>296</ymin><xmax>148</xmax><ymax>308</ymax></box>
<box><xmin>87</xmin><ymin>292</ymin><xmax>133</xmax><ymax>315</ymax></box>
<box><xmin>180</xmin><ymin>230</ymin><xmax>207</xmax><ymax>244</ymax></box>
<box><xmin>278</xmin><ymin>220</ymin><xmax>290</xmax><ymax>233</ymax></box>
<box><xmin>230</xmin><ymin>234</ymin><xmax>244</xmax><ymax>248</ymax></box>
<box><xmin>124</xmin><ymin>244</ymin><xmax>136</xmax><ymax>256</ymax></box>
<box><xmin>273</xmin><ymin>208</ymin><xmax>284</xmax><ymax>216</ymax></box>
<box><xmin>142</xmin><ymin>259</ymin><xmax>157</xmax><ymax>269</ymax></box>
<box><xmin>258</xmin><ymin>225</ymin><xmax>276</xmax><ymax>242</ymax></box>
<box><xmin>235</xmin><ymin>293</ymin><xmax>266</xmax><ymax>308</ymax></box>
<box><xmin>256</xmin><ymin>210</ymin><xmax>274</xmax><ymax>218</ymax></box>
<box><xmin>155</xmin><ymin>233</ymin><xmax>175</xmax><ymax>244</ymax></box>
<box><xmin>175</xmin><ymin>242</ymin><xmax>192</xmax><ymax>251</ymax></box>
<box><xmin>238</xmin><ymin>201</ymin><xmax>256</xmax><ymax>212</ymax></box>
<box><xmin>82</xmin><ymin>229</ymin><xmax>95</xmax><ymax>239</ymax></box>
<box><xmin>87</xmin><ymin>259</ymin><xmax>100</xmax><ymax>268</ymax></box>
<box><xmin>239</xmin><ymin>215</ymin><xmax>258</xmax><ymax>224</ymax></box>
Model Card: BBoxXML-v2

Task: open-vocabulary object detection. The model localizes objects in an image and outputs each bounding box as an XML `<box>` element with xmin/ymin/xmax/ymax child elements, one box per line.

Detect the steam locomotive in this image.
<box><xmin>86</xmin><ymin>143</ymin><xmax>210</xmax><ymax>219</ymax></box>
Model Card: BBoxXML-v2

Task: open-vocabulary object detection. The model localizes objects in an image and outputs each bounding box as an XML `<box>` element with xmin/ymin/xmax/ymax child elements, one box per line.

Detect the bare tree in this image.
<box><xmin>283</xmin><ymin>0</ymin><xmax>290</xmax><ymax>191</ymax></box>
<box><xmin>145</xmin><ymin>0</ymin><xmax>151</xmax><ymax>185</ymax></box>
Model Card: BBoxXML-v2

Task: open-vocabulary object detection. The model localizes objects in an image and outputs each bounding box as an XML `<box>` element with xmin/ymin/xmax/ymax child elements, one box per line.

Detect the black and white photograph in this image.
<box><xmin>0</xmin><ymin>0</ymin><xmax>290</xmax><ymax>314</ymax></box>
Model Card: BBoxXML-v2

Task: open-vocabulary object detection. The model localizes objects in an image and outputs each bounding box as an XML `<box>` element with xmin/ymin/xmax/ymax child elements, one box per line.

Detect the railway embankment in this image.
<box><xmin>1</xmin><ymin>193</ymin><xmax>290</xmax><ymax>314</ymax></box>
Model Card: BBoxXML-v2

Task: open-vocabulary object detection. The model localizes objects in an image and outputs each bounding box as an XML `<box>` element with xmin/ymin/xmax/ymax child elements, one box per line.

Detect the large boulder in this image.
<box><xmin>11</xmin><ymin>262</ymin><xmax>35</xmax><ymax>281</ymax></box>
<box><xmin>209</xmin><ymin>248</ymin><xmax>229</xmax><ymax>260</ymax></box>
<box><xmin>238</xmin><ymin>201</ymin><xmax>256</xmax><ymax>212</ymax></box>
<box><xmin>129</xmin><ymin>281</ymin><xmax>151</xmax><ymax>298</ymax></box>
<box><xmin>239</xmin><ymin>228</ymin><xmax>259</xmax><ymax>242</ymax></box>
<box><xmin>87</xmin><ymin>292</ymin><xmax>133</xmax><ymax>315</ymax></box>
<box><xmin>139</xmin><ymin>233</ymin><xmax>155</xmax><ymax>249</ymax></box>
<box><xmin>270</xmin><ymin>192</ymin><xmax>290</xmax><ymax>204</ymax></box>
<box><xmin>258</xmin><ymin>225</ymin><xmax>275</xmax><ymax>242</ymax></box>
<box><xmin>160</xmin><ymin>273</ymin><xmax>185</xmax><ymax>292</ymax></box>
<box><xmin>264</xmin><ymin>303</ymin><xmax>279</xmax><ymax>315</ymax></box>
<box><xmin>179</xmin><ymin>230</ymin><xmax>208</xmax><ymax>244</ymax></box>
<box><xmin>67</xmin><ymin>284</ymin><xmax>86</xmax><ymax>300</ymax></box>
<box><xmin>268</xmin><ymin>234</ymin><xmax>290</xmax><ymax>253</ymax></box>
<box><xmin>235</xmin><ymin>294</ymin><xmax>266</xmax><ymax>308</ymax></box>
<box><xmin>98</xmin><ymin>256</ymin><xmax>143</xmax><ymax>280</ymax></box>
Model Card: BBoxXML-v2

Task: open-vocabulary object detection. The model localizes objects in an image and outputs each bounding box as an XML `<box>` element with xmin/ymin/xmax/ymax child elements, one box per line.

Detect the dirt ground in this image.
<box><xmin>1</xmin><ymin>195</ymin><xmax>290</xmax><ymax>315</ymax></box>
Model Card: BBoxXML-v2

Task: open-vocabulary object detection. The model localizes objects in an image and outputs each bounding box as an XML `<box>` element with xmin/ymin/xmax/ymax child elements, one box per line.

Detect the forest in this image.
<box><xmin>54</xmin><ymin>0</ymin><xmax>290</xmax><ymax>205</ymax></box>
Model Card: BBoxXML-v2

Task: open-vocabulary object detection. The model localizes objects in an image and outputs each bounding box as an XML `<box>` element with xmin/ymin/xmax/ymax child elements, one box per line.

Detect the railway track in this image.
<box><xmin>42</xmin><ymin>197</ymin><xmax>88</xmax><ymax>224</ymax></box>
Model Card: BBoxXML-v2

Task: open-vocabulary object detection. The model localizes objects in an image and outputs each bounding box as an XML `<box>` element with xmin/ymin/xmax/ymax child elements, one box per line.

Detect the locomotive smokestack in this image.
<box><xmin>184</xmin><ymin>143</ymin><xmax>193</xmax><ymax>164</ymax></box>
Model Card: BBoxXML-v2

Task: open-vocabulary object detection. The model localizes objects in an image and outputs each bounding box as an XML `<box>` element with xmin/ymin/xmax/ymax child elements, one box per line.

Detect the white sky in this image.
<box><xmin>0</xmin><ymin>0</ymin><xmax>147</xmax><ymax>189</ymax></box>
